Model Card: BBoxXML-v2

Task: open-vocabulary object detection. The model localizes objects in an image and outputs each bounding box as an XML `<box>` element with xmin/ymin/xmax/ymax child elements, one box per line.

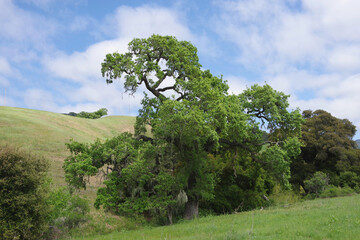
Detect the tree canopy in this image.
<box><xmin>291</xmin><ymin>109</ymin><xmax>360</xmax><ymax>188</ymax></box>
<box><xmin>64</xmin><ymin>35</ymin><xmax>303</xmax><ymax>222</ymax></box>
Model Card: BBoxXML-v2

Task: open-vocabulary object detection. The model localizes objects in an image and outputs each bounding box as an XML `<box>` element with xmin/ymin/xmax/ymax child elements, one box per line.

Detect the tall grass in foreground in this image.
<box><xmin>71</xmin><ymin>194</ymin><xmax>360</xmax><ymax>240</ymax></box>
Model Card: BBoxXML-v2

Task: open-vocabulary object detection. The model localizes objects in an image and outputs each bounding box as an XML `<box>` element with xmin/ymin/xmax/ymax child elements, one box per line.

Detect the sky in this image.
<box><xmin>1</xmin><ymin>0</ymin><xmax>360</xmax><ymax>138</ymax></box>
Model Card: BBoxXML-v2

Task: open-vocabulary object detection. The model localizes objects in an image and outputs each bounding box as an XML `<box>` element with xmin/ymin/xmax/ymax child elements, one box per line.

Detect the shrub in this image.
<box><xmin>77</xmin><ymin>108</ymin><xmax>108</xmax><ymax>119</ymax></box>
<box><xmin>0</xmin><ymin>145</ymin><xmax>50</xmax><ymax>240</ymax></box>
<box><xmin>304</xmin><ymin>171</ymin><xmax>329</xmax><ymax>196</ymax></box>
<box><xmin>339</xmin><ymin>171</ymin><xmax>360</xmax><ymax>189</ymax></box>
<box><xmin>320</xmin><ymin>185</ymin><xmax>354</xmax><ymax>198</ymax></box>
<box><xmin>47</xmin><ymin>187</ymin><xmax>90</xmax><ymax>238</ymax></box>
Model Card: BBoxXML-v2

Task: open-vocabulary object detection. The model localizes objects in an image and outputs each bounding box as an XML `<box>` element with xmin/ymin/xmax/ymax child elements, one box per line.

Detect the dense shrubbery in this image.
<box><xmin>319</xmin><ymin>185</ymin><xmax>355</xmax><ymax>198</ymax></box>
<box><xmin>304</xmin><ymin>171</ymin><xmax>329</xmax><ymax>196</ymax></box>
<box><xmin>0</xmin><ymin>145</ymin><xmax>50</xmax><ymax>240</ymax></box>
<box><xmin>0</xmin><ymin>145</ymin><xmax>90</xmax><ymax>239</ymax></box>
<box><xmin>47</xmin><ymin>188</ymin><xmax>90</xmax><ymax>238</ymax></box>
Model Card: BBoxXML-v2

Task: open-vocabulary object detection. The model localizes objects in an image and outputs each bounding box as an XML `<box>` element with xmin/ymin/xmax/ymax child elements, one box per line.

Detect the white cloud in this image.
<box><xmin>69</xmin><ymin>16</ymin><xmax>93</xmax><ymax>32</ymax></box>
<box><xmin>44</xmin><ymin>39</ymin><xmax>130</xmax><ymax>83</ymax></box>
<box><xmin>226</xmin><ymin>76</ymin><xmax>250</xmax><ymax>94</ymax></box>
<box><xmin>215</xmin><ymin>0</ymin><xmax>360</xmax><ymax>73</ymax></box>
<box><xmin>24</xmin><ymin>88</ymin><xmax>57</xmax><ymax>111</ymax></box>
<box><xmin>289</xmin><ymin>74</ymin><xmax>360</xmax><ymax>135</ymax></box>
<box><xmin>327</xmin><ymin>45</ymin><xmax>360</xmax><ymax>72</ymax></box>
<box><xmin>113</xmin><ymin>6</ymin><xmax>193</xmax><ymax>40</ymax></box>
<box><xmin>0</xmin><ymin>0</ymin><xmax>56</xmax><ymax>47</ymax></box>
<box><xmin>303</xmin><ymin>0</ymin><xmax>360</xmax><ymax>41</ymax></box>
<box><xmin>0</xmin><ymin>57</ymin><xmax>11</xmax><ymax>76</ymax></box>
<box><xmin>0</xmin><ymin>76</ymin><xmax>10</xmax><ymax>87</ymax></box>
<box><xmin>214</xmin><ymin>0</ymin><xmax>360</xmax><ymax>137</ymax></box>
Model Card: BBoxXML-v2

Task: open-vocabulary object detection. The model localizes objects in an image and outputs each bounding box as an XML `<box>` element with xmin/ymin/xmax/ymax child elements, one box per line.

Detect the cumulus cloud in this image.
<box><xmin>226</xmin><ymin>76</ymin><xmax>250</xmax><ymax>95</ymax></box>
<box><xmin>44</xmin><ymin>39</ymin><xmax>130</xmax><ymax>83</ymax></box>
<box><xmin>214</xmin><ymin>0</ymin><xmax>360</xmax><ymax>137</ymax></box>
<box><xmin>112</xmin><ymin>6</ymin><xmax>193</xmax><ymax>40</ymax></box>
<box><xmin>0</xmin><ymin>76</ymin><xmax>10</xmax><ymax>87</ymax></box>
<box><xmin>0</xmin><ymin>0</ymin><xmax>57</xmax><ymax>52</ymax></box>
<box><xmin>215</xmin><ymin>0</ymin><xmax>360</xmax><ymax>72</ymax></box>
<box><xmin>0</xmin><ymin>57</ymin><xmax>11</xmax><ymax>76</ymax></box>
<box><xmin>24</xmin><ymin>88</ymin><xmax>57</xmax><ymax>111</ymax></box>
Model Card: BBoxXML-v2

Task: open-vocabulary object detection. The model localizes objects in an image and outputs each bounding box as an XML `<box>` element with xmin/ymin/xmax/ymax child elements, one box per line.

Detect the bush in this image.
<box><xmin>268</xmin><ymin>184</ymin><xmax>301</xmax><ymax>207</ymax></box>
<box><xmin>64</xmin><ymin>108</ymin><xmax>108</xmax><ymax>119</ymax></box>
<box><xmin>339</xmin><ymin>171</ymin><xmax>360</xmax><ymax>189</ymax></box>
<box><xmin>77</xmin><ymin>108</ymin><xmax>108</xmax><ymax>119</ymax></box>
<box><xmin>47</xmin><ymin>187</ymin><xmax>90</xmax><ymax>238</ymax></box>
<box><xmin>320</xmin><ymin>185</ymin><xmax>354</xmax><ymax>198</ymax></box>
<box><xmin>0</xmin><ymin>145</ymin><xmax>50</xmax><ymax>240</ymax></box>
<box><xmin>304</xmin><ymin>171</ymin><xmax>329</xmax><ymax>196</ymax></box>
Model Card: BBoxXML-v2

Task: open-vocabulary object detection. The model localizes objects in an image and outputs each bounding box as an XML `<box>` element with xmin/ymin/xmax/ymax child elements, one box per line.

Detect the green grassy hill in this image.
<box><xmin>0</xmin><ymin>106</ymin><xmax>135</xmax><ymax>186</ymax></box>
<box><xmin>76</xmin><ymin>194</ymin><xmax>360</xmax><ymax>240</ymax></box>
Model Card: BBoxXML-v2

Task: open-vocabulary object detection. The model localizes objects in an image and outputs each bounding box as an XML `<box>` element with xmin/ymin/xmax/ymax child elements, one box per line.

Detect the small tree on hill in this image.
<box><xmin>77</xmin><ymin>108</ymin><xmax>108</xmax><ymax>119</ymax></box>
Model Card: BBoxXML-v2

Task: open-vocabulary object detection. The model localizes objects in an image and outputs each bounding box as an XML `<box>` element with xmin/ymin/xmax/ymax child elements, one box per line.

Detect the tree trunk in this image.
<box><xmin>183</xmin><ymin>199</ymin><xmax>199</xmax><ymax>220</ymax></box>
<box><xmin>167</xmin><ymin>209</ymin><xmax>173</xmax><ymax>225</ymax></box>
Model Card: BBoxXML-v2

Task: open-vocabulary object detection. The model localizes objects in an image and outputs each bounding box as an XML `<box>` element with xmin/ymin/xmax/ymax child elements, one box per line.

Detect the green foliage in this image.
<box><xmin>319</xmin><ymin>185</ymin><xmax>355</xmax><ymax>198</ymax></box>
<box><xmin>64</xmin><ymin>35</ymin><xmax>303</xmax><ymax>222</ymax></box>
<box><xmin>291</xmin><ymin>109</ymin><xmax>360</xmax><ymax>188</ymax></box>
<box><xmin>304</xmin><ymin>171</ymin><xmax>329</xmax><ymax>196</ymax></box>
<box><xmin>0</xmin><ymin>145</ymin><xmax>50</xmax><ymax>240</ymax></box>
<box><xmin>47</xmin><ymin>187</ymin><xmax>90</xmax><ymax>237</ymax></box>
<box><xmin>202</xmin><ymin>154</ymin><xmax>275</xmax><ymax>213</ymax></box>
<box><xmin>64</xmin><ymin>133</ymin><xmax>180</xmax><ymax>220</ymax></box>
<box><xmin>65</xmin><ymin>108</ymin><xmax>109</xmax><ymax>119</ymax></box>
<box><xmin>77</xmin><ymin>108</ymin><xmax>108</xmax><ymax>119</ymax></box>
<box><xmin>339</xmin><ymin>171</ymin><xmax>360</xmax><ymax>189</ymax></box>
<box><xmin>269</xmin><ymin>184</ymin><xmax>301</xmax><ymax>207</ymax></box>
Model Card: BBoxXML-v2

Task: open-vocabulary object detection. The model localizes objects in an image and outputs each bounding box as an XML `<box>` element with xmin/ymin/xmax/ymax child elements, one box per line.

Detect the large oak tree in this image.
<box><xmin>64</xmin><ymin>35</ymin><xmax>303</xmax><ymax>221</ymax></box>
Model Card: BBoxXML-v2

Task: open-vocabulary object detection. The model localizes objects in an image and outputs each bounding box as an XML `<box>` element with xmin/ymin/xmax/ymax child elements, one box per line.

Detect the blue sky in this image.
<box><xmin>1</xmin><ymin>0</ymin><xmax>360</xmax><ymax>138</ymax></box>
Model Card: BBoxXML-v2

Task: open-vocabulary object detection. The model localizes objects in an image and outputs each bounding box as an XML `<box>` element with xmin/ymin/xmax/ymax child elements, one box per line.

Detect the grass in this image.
<box><xmin>0</xmin><ymin>106</ymin><xmax>135</xmax><ymax>186</ymax></box>
<box><xmin>0</xmin><ymin>106</ymin><xmax>137</xmax><ymax>235</ymax></box>
<box><xmin>71</xmin><ymin>194</ymin><xmax>360</xmax><ymax>240</ymax></box>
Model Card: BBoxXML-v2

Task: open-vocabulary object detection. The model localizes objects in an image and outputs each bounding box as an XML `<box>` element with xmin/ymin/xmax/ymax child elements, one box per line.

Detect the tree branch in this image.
<box><xmin>136</xmin><ymin>135</ymin><xmax>154</xmax><ymax>143</ymax></box>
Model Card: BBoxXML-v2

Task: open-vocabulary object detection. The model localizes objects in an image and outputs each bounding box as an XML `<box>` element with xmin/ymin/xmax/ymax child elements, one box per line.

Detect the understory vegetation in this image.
<box><xmin>1</xmin><ymin>35</ymin><xmax>360</xmax><ymax>239</ymax></box>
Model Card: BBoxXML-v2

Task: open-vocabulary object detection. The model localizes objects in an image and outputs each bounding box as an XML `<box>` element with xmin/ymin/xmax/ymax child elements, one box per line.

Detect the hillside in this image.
<box><xmin>76</xmin><ymin>194</ymin><xmax>360</xmax><ymax>240</ymax></box>
<box><xmin>0</xmin><ymin>106</ymin><xmax>135</xmax><ymax>186</ymax></box>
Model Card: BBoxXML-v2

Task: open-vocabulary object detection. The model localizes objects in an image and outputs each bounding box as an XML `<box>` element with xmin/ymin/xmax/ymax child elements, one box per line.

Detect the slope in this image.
<box><xmin>0</xmin><ymin>106</ymin><xmax>135</xmax><ymax>185</ymax></box>
<box><xmin>77</xmin><ymin>194</ymin><xmax>360</xmax><ymax>240</ymax></box>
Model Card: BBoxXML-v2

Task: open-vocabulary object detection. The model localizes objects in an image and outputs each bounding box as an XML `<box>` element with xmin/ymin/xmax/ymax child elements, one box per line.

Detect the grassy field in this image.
<box><xmin>72</xmin><ymin>194</ymin><xmax>360</xmax><ymax>240</ymax></box>
<box><xmin>0</xmin><ymin>106</ymin><xmax>135</xmax><ymax>186</ymax></box>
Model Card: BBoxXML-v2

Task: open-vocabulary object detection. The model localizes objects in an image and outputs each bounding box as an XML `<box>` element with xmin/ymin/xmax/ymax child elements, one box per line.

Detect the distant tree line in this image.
<box><xmin>63</xmin><ymin>108</ymin><xmax>108</xmax><ymax>119</ymax></box>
